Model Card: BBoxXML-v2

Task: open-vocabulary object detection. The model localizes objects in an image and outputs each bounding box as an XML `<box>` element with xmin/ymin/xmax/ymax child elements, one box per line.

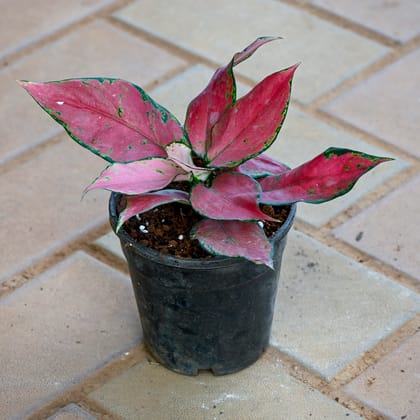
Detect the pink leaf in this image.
<box><xmin>207</xmin><ymin>64</ymin><xmax>298</xmax><ymax>168</ymax></box>
<box><xmin>86</xmin><ymin>158</ymin><xmax>185</xmax><ymax>195</ymax></box>
<box><xmin>165</xmin><ymin>142</ymin><xmax>212</xmax><ymax>181</ymax></box>
<box><xmin>117</xmin><ymin>189</ymin><xmax>190</xmax><ymax>231</ymax></box>
<box><xmin>185</xmin><ymin>37</ymin><xmax>279</xmax><ymax>158</ymax></box>
<box><xmin>237</xmin><ymin>154</ymin><xmax>289</xmax><ymax>178</ymax></box>
<box><xmin>19</xmin><ymin>79</ymin><xmax>185</xmax><ymax>163</ymax></box>
<box><xmin>191</xmin><ymin>219</ymin><xmax>273</xmax><ymax>268</ymax></box>
<box><xmin>259</xmin><ymin>148</ymin><xmax>393</xmax><ymax>205</ymax></box>
<box><xmin>190</xmin><ymin>172</ymin><xmax>277</xmax><ymax>221</ymax></box>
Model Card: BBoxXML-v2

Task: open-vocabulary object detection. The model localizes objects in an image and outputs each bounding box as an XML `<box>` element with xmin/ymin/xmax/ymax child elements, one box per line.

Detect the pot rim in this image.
<box><xmin>109</xmin><ymin>192</ymin><xmax>296</xmax><ymax>269</ymax></box>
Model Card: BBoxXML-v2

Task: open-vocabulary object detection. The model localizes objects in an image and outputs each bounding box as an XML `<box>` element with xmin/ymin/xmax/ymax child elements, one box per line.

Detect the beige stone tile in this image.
<box><xmin>1</xmin><ymin>0</ymin><xmax>114</xmax><ymax>59</ymax></box>
<box><xmin>311</xmin><ymin>0</ymin><xmax>420</xmax><ymax>42</ymax></box>
<box><xmin>0</xmin><ymin>137</ymin><xmax>109</xmax><ymax>283</ymax></box>
<box><xmin>344</xmin><ymin>332</ymin><xmax>420</xmax><ymax>419</ymax></box>
<box><xmin>333</xmin><ymin>175</ymin><xmax>420</xmax><ymax>281</ymax></box>
<box><xmin>1</xmin><ymin>20</ymin><xmax>186</xmax><ymax>163</ymax></box>
<box><xmin>90</xmin><ymin>348</ymin><xmax>359</xmax><ymax>419</ymax></box>
<box><xmin>115</xmin><ymin>0</ymin><xmax>388</xmax><ymax>103</ymax></box>
<box><xmin>0</xmin><ymin>252</ymin><xmax>140</xmax><ymax>419</ymax></box>
<box><xmin>323</xmin><ymin>48</ymin><xmax>420</xmax><ymax>158</ymax></box>
<box><xmin>266</xmin><ymin>109</ymin><xmax>405</xmax><ymax>226</ymax></box>
<box><xmin>271</xmin><ymin>230</ymin><xmax>420</xmax><ymax>380</ymax></box>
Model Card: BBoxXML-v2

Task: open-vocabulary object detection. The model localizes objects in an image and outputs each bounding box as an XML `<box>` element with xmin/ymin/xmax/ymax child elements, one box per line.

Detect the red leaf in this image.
<box><xmin>207</xmin><ymin>64</ymin><xmax>298</xmax><ymax>168</ymax></box>
<box><xmin>191</xmin><ymin>219</ymin><xmax>273</xmax><ymax>268</ymax></box>
<box><xmin>117</xmin><ymin>190</ymin><xmax>190</xmax><ymax>231</ymax></box>
<box><xmin>185</xmin><ymin>37</ymin><xmax>279</xmax><ymax>158</ymax></box>
<box><xmin>85</xmin><ymin>158</ymin><xmax>185</xmax><ymax>195</ymax></box>
<box><xmin>19</xmin><ymin>79</ymin><xmax>185</xmax><ymax>163</ymax></box>
<box><xmin>259</xmin><ymin>148</ymin><xmax>393</xmax><ymax>205</ymax></box>
<box><xmin>184</xmin><ymin>66</ymin><xmax>234</xmax><ymax>158</ymax></box>
<box><xmin>190</xmin><ymin>172</ymin><xmax>277</xmax><ymax>221</ymax></box>
<box><xmin>237</xmin><ymin>154</ymin><xmax>289</xmax><ymax>178</ymax></box>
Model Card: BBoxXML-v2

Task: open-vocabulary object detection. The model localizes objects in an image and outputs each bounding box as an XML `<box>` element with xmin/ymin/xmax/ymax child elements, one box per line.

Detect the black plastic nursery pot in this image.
<box><xmin>109</xmin><ymin>193</ymin><xmax>296</xmax><ymax>376</ymax></box>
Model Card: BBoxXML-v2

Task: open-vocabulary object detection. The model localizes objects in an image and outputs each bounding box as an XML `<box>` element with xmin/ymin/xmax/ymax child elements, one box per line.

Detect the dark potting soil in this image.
<box><xmin>118</xmin><ymin>195</ymin><xmax>291</xmax><ymax>259</ymax></box>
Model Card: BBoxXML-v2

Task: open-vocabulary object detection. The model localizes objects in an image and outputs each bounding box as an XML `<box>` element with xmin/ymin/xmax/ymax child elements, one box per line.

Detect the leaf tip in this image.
<box><xmin>82</xmin><ymin>179</ymin><xmax>99</xmax><ymax>196</ymax></box>
<box><xmin>17</xmin><ymin>80</ymin><xmax>31</xmax><ymax>90</ymax></box>
<box><xmin>260</xmin><ymin>35</ymin><xmax>282</xmax><ymax>43</ymax></box>
<box><xmin>289</xmin><ymin>62</ymin><xmax>300</xmax><ymax>74</ymax></box>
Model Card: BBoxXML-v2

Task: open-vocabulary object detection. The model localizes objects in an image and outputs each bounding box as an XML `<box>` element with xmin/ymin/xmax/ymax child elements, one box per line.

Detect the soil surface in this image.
<box><xmin>118</xmin><ymin>194</ymin><xmax>291</xmax><ymax>259</ymax></box>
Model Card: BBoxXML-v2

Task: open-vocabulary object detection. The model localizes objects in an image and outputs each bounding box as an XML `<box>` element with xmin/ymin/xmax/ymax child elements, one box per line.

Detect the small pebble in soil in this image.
<box><xmin>258</xmin><ymin>221</ymin><xmax>264</xmax><ymax>228</ymax></box>
<box><xmin>178</xmin><ymin>234</ymin><xmax>184</xmax><ymax>240</ymax></box>
<box><xmin>139</xmin><ymin>225</ymin><xmax>149</xmax><ymax>233</ymax></box>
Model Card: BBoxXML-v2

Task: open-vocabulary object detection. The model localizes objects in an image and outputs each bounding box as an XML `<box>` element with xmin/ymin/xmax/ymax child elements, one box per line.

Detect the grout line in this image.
<box><xmin>83</xmin><ymin>242</ymin><xmax>129</xmax><ymax>276</ymax></box>
<box><xmin>0</xmin><ymin>0</ymin><xmax>135</xmax><ymax>71</ymax></box>
<box><xmin>27</xmin><ymin>344</ymin><xmax>147</xmax><ymax>419</ymax></box>
<box><xmin>27</xmin><ymin>397</ymin><xmax>120</xmax><ymax>420</ymax></box>
<box><xmin>144</xmin><ymin>61</ymin><xmax>195</xmax><ymax>92</ymax></box>
<box><xmin>279</xmin><ymin>0</ymin><xmax>416</xmax><ymax>48</ymax></box>
<box><xmin>0</xmin><ymin>135</ymin><xmax>63</xmax><ymax>177</ymax></box>
<box><xmin>0</xmin><ymin>220</ymin><xmax>111</xmax><ymax>299</ymax></box>
<box><xmin>330</xmin><ymin>315</ymin><xmax>420</xmax><ymax>388</ymax></box>
<box><xmin>292</xmin><ymin>217</ymin><xmax>420</xmax><ymax>294</ymax></box>
<box><xmin>310</xmin><ymin>40</ymin><xmax>419</xmax><ymax>109</ymax></box>
<box><xmin>309</xmin><ymin>108</ymin><xmax>420</xmax><ymax>163</ymax></box>
<box><xmin>77</xmin><ymin>397</ymin><xmax>122</xmax><ymax>420</ymax></box>
<box><xmin>106</xmin><ymin>15</ymin><xmax>205</xmax><ymax>67</ymax></box>
<box><xmin>324</xmin><ymin>237</ymin><xmax>420</xmax><ymax>293</ymax></box>
<box><xmin>324</xmin><ymin>166</ymin><xmax>419</xmax><ymax>228</ymax></box>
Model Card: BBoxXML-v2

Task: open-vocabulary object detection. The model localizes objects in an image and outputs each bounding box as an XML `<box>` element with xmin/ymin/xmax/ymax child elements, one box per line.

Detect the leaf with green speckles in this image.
<box><xmin>259</xmin><ymin>148</ymin><xmax>393</xmax><ymax>205</ymax></box>
<box><xmin>18</xmin><ymin>39</ymin><xmax>395</xmax><ymax>269</ymax></box>
<box><xmin>191</xmin><ymin>219</ymin><xmax>273</xmax><ymax>268</ymax></box>
<box><xmin>19</xmin><ymin>78</ymin><xmax>186</xmax><ymax>163</ymax></box>
<box><xmin>207</xmin><ymin>64</ymin><xmax>298</xmax><ymax>168</ymax></box>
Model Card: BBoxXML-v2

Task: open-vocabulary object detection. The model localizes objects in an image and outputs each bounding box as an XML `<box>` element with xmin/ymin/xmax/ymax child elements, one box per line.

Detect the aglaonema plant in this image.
<box><xmin>19</xmin><ymin>37</ymin><xmax>392</xmax><ymax>268</ymax></box>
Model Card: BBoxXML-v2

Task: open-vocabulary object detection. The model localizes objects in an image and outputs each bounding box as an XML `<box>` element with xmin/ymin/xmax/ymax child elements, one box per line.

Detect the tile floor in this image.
<box><xmin>1</xmin><ymin>1</ymin><xmax>419</xmax><ymax>419</ymax></box>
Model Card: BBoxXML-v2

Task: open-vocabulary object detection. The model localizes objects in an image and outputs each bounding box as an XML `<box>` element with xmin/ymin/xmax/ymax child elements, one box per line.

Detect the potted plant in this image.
<box><xmin>19</xmin><ymin>37</ymin><xmax>392</xmax><ymax>376</ymax></box>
